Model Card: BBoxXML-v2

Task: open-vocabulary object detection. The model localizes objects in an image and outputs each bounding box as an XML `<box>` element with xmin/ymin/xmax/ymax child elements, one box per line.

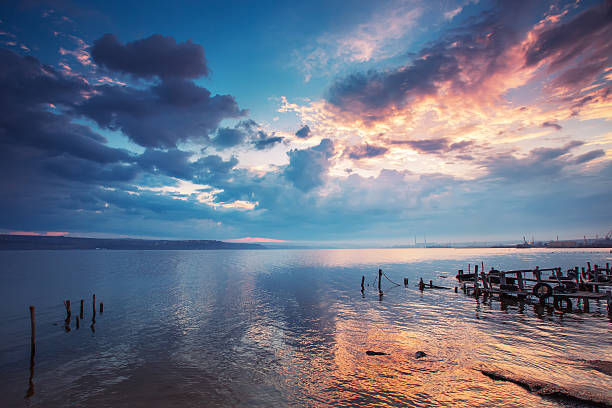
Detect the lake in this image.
<box><xmin>0</xmin><ymin>248</ymin><xmax>611</xmax><ymax>407</ymax></box>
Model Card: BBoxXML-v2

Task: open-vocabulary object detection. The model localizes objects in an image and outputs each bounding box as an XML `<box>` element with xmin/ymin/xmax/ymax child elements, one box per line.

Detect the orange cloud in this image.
<box><xmin>8</xmin><ymin>231</ymin><xmax>68</xmax><ymax>236</ymax></box>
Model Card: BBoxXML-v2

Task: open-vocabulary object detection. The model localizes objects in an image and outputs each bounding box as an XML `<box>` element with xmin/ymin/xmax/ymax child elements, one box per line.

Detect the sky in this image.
<box><xmin>0</xmin><ymin>0</ymin><xmax>611</xmax><ymax>245</ymax></box>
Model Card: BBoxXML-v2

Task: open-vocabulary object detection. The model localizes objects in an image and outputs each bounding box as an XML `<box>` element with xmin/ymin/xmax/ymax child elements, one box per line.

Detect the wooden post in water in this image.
<box><xmin>516</xmin><ymin>271</ymin><xmax>524</xmax><ymax>291</ymax></box>
<box><xmin>80</xmin><ymin>299</ymin><xmax>84</xmax><ymax>319</ymax></box>
<box><xmin>64</xmin><ymin>300</ymin><xmax>71</xmax><ymax>321</ymax></box>
<box><xmin>403</xmin><ymin>278</ymin><xmax>409</xmax><ymax>286</ymax></box>
<box><xmin>534</xmin><ymin>266</ymin><xmax>541</xmax><ymax>282</ymax></box>
<box><xmin>99</xmin><ymin>302</ymin><xmax>103</xmax><ymax>313</ymax></box>
<box><xmin>583</xmin><ymin>297</ymin><xmax>589</xmax><ymax>312</ymax></box>
<box><xmin>76</xmin><ymin>316</ymin><xmax>79</xmax><ymax>329</ymax></box>
<box><xmin>378</xmin><ymin>269</ymin><xmax>382</xmax><ymax>293</ymax></box>
<box><xmin>475</xmin><ymin>265</ymin><xmax>479</xmax><ymax>275</ymax></box>
<box><xmin>429</xmin><ymin>280</ymin><xmax>433</xmax><ymax>288</ymax></box>
<box><xmin>29</xmin><ymin>306</ymin><xmax>35</xmax><ymax>355</ymax></box>
<box><xmin>575</xmin><ymin>267</ymin><xmax>580</xmax><ymax>287</ymax></box>
<box><xmin>455</xmin><ymin>286</ymin><xmax>458</xmax><ymax>293</ymax></box>
<box><xmin>361</xmin><ymin>276</ymin><xmax>365</xmax><ymax>292</ymax></box>
<box><xmin>587</xmin><ymin>262</ymin><xmax>591</xmax><ymax>271</ymax></box>
<box><xmin>92</xmin><ymin>294</ymin><xmax>96</xmax><ymax>316</ymax></box>
<box><xmin>606</xmin><ymin>291</ymin><xmax>611</xmax><ymax>315</ymax></box>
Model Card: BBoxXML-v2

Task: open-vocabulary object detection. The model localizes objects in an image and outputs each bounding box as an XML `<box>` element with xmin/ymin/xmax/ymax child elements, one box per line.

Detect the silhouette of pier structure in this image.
<box><xmin>456</xmin><ymin>262</ymin><xmax>612</xmax><ymax>313</ymax></box>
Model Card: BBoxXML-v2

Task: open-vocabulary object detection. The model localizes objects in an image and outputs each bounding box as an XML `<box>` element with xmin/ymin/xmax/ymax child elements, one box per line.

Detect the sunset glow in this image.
<box><xmin>0</xmin><ymin>0</ymin><xmax>610</xmax><ymax>243</ymax></box>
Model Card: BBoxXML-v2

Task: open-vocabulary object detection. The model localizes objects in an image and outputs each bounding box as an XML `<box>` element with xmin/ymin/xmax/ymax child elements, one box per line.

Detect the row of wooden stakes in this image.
<box><xmin>28</xmin><ymin>294</ymin><xmax>104</xmax><ymax>355</ymax></box>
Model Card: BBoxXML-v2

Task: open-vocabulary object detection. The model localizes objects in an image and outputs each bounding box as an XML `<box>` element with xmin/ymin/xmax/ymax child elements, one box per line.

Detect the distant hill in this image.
<box><xmin>0</xmin><ymin>235</ymin><xmax>266</xmax><ymax>250</ymax></box>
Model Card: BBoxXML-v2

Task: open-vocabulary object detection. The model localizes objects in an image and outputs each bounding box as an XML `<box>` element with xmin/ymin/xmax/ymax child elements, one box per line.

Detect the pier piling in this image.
<box><xmin>100</xmin><ymin>302</ymin><xmax>103</xmax><ymax>313</ymax></box>
<box><xmin>361</xmin><ymin>276</ymin><xmax>365</xmax><ymax>292</ymax></box>
<box><xmin>80</xmin><ymin>299</ymin><xmax>84</xmax><ymax>319</ymax></box>
<box><xmin>64</xmin><ymin>300</ymin><xmax>71</xmax><ymax>321</ymax></box>
<box><xmin>29</xmin><ymin>306</ymin><xmax>35</xmax><ymax>355</ymax></box>
<box><xmin>76</xmin><ymin>316</ymin><xmax>79</xmax><ymax>329</ymax></box>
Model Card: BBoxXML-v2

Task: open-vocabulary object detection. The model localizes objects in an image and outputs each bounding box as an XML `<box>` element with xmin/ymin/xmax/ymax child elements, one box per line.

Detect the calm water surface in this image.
<box><xmin>0</xmin><ymin>248</ymin><xmax>611</xmax><ymax>407</ymax></box>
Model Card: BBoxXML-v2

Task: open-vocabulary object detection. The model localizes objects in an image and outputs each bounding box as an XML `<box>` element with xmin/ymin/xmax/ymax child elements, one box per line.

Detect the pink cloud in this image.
<box><xmin>9</xmin><ymin>231</ymin><xmax>68</xmax><ymax>236</ymax></box>
<box><xmin>226</xmin><ymin>237</ymin><xmax>287</xmax><ymax>243</ymax></box>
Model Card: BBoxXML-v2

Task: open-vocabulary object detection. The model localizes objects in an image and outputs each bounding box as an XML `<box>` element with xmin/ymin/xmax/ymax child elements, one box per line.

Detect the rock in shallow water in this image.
<box><xmin>365</xmin><ymin>350</ymin><xmax>387</xmax><ymax>356</ymax></box>
<box><xmin>415</xmin><ymin>351</ymin><xmax>427</xmax><ymax>359</ymax></box>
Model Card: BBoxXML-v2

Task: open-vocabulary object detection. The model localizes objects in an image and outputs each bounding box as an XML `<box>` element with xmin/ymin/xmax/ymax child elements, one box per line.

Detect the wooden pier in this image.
<box><xmin>456</xmin><ymin>262</ymin><xmax>612</xmax><ymax>313</ymax></box>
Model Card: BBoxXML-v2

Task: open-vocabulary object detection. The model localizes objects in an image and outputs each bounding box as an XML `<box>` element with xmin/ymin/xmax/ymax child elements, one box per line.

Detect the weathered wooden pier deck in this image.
<box><xmin>456</xmin><ymin>262</ymin><xmax>612</xmax><ymax>313</ymax></box>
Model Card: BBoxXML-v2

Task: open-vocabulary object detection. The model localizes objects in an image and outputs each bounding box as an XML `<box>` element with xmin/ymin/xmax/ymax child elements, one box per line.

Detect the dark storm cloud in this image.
<box><xmin>328</xmin><ymin>53</ymin><xmax>460</xmax><ymax>113</ymax></box>
<box><xmin>523</xmin><ymin>2</ymin><xmax>612</xmax><ymax>70</ymax></box>
<box><xmin>326</xmin><ymin>1</ymin><xmax>611</xmax><ymax>115</ymax></box>
<box><xmin>78</xmin><ymin>78</ymin><xmax>245</xmax><ymax>148</ymax></box>
<box><xmin>295</xmin><ymin>125</ymin><xmax>311</xmax><ymax>139</ymax></box>
<box><xmin>44</xmin><ymin>155</ymin><xmax>140</xmax><ymax>183</ymax></box>
<box><xmin>91</xmin><ymin>33</ymin><xmax>209</xmax><ymax>79</ymax></box>
<box><xmin>0</xmin><ymin>47</ymin><xmax>132</xmax><ymax>165</ymax></box>
<box><xmin>0</xmin><ymin>40</ymin><xmax>252</xmax><ymax>236</ymax></box>
<box><xmin>325</xmin><ymin>1</ymin><xmax>531</xmax><ymax>114</ymax></box>
<box><xmin>138</xmin><ymin>148</ymin><xmax>194</xmax><ymax>179</ymax></box>
<box><xmin>284</xmin><ymin>139</ymin><xmax>334</xmax><ymax>192</ymax></box>
<box><xmin>0</xmin><ymin>47</ymin><xmax>87</xmax><ymax>108</ymax></box>
<box><xmin>345</xmin><ymin>143</ymin><xmax>388</xmax><ymax>159</ymax></box>
<box><xmin>137</xmin><ymin>148</ymin><xmax>241</xmax><ymax>183</ymax></box>
<box><xmin>541</xmin><ymin>121</ymin><xmax>562</xmax><ymax>131</ymax></box>
<box><xmin>192</xmin><ymin>154</ymin><xmax>238</xmax><ymax>184</ymax></box>
<box><xmin>212</xmin><ymin>127</ymin><xmax>247</xmax><ymax>149</ymax></box>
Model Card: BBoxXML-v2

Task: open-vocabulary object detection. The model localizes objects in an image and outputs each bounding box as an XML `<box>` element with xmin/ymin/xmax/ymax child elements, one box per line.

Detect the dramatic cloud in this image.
<box><xmin>91</xmin><ymin>34</ymin><xmax>208</xmax><ymax>79</ymax></box>
<box><xmin>212</xmin><ymin>127</ymin><xmax>247</xmax><ymax>149</ymax></box>
<box><xmin>78</xmin><ymin>78</ymin><xmax>245</xmax><ymax>148</ymax></box>
<box><xmin>211</xmin><ymin>120</ymin><xmax>284</xmax><ymax>150</ymax></box>
<box><xmin>326</xmin><ymin>1</ymin><xmax>611</xmax><ymax>116</ymax></box>
<box><xmin>284</xmin><ymin>139</ymin><xmax>334</xmax><ymax>192</ymax></box>
<box><xmin>295</xmin><ymin>125</ymin><xmax>312</xmax><ymax>139</ymax></box>
<box><xmin>138</xmin><ymin>148</ymin><xmax>194</xmax><ymax>179</ymax></box>
<box><xmin>192</xmin><ymin>154</ymin><xmax>238</xmax><ymax>185</ymax></box>
<box><xmin>0</xmin><ymin>2</ymin><xmax>610</xmax><ymax>242</ymax></box>
<box><xmin>523</xmin><ymin>3</ymin><xmax>612</xmax><ymax>70</ymax></box>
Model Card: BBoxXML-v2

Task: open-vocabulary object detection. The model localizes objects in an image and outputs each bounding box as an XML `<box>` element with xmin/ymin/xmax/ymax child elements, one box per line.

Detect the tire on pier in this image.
<box><xmin>532</xmin><ymin>282</ymin><xmax>553</xmax><ymax>300</ymax></box>
<box><xmin>553</xmin><ymin>296</ymin><xmax>572</xmax><ymax>312</ymax></box>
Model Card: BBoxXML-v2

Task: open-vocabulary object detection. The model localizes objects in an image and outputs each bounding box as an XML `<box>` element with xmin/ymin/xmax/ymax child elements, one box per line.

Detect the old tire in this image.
<box><xmin>553</xmin><ymin>297</ymin><xmax>572</xmax><ymax>312</ymax></box>
<box><xmin>532</xmin><ymin>282</ymin><xmax>553</xmax><ymax>299</ymax></box>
